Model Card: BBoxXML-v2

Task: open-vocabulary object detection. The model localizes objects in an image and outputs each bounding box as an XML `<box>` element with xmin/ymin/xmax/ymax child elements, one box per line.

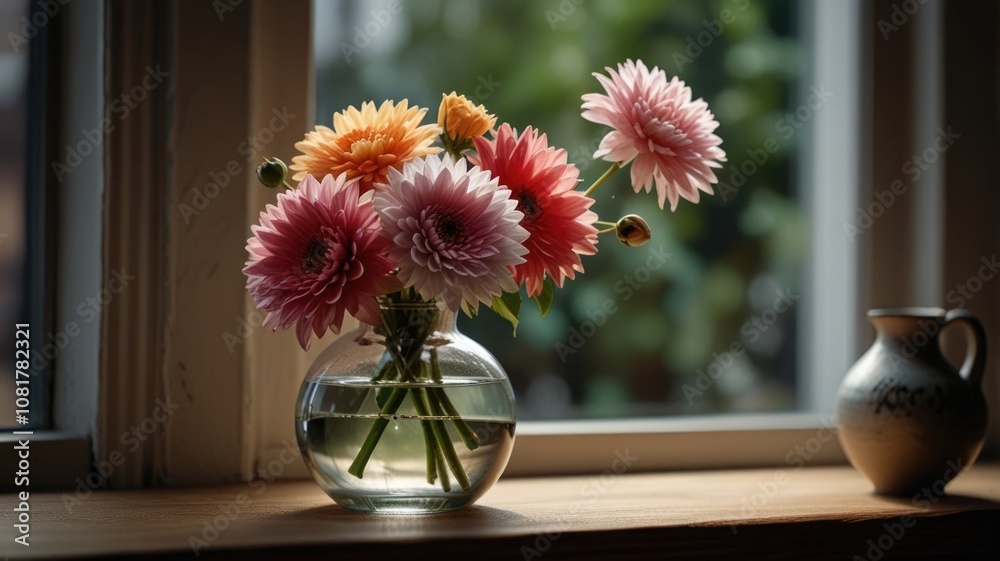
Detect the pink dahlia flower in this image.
<box><xmin>244</xmin><ymin>174</ymin><xmax>400</xmax><ymax>350</ymax></box>
<box><xmin>471</xmin><ymin>124</ymin><xmax>599</xmax><ymax>298</ymax></box>
<box><xmin>372</xmin><ymin>155</ymin><xmax>528</xmax><ymax>313</ymax></box>
<box><xmin>582</xmin><ymin>59</ymin><xmax>726</xmax><ymax>211</ymax></box>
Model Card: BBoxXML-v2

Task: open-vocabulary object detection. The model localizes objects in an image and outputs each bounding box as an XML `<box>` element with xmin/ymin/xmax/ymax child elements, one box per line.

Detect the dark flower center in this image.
<box><xmin>303</xmin><ymin>237</ymin><xmax>330</xmax><ymax>273</ymax></box>
<box><xmin>517</xmin><ymin>192</ymin><xmax>541</xmax><ymax>222</ymax></box>
<box><xmin>435</xmin><ymin>213</ymin><xmax>464</xmax><ymax>244</ymax></box>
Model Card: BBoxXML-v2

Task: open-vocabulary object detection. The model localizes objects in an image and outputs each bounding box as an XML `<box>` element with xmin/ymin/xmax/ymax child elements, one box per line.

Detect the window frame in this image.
<box><xmin>23</xmin><ymin>0</ymin><xmax>57</xmax><ymax>432</ymax></box>
<box><xmin>799</xmin><ymin>0</ymin><xmax>864</xmax><ymax>415</ymax></box>
<box><xmin>0</xmin><ymin>0</ymin><xmax>100</xmax><ymax>489</ymax></box>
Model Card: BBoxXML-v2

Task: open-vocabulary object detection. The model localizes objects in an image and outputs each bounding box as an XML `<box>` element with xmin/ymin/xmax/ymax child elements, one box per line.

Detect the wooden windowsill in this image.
<box><xmin>6</xmin><ymin>464</ymin><xmax>999</xmax><ymax>560</ymax></box>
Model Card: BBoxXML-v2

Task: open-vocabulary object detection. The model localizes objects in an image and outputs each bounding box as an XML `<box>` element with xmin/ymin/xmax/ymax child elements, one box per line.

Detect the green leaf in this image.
<box><xmin>490</xmin><ymin>290</ymin><xmax>522</xmax><ymax>335</ymax></box>
<box><xmin>533</xmin><ymin>276</ymin><xmax>556</xmax><ymax>318</ymax></box>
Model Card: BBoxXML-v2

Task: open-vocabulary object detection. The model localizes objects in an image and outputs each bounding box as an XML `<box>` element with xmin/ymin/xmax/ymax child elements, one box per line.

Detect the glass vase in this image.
<box><xmin>295</xmin><ymin>300</ymin><xmax>516</xmax><ymax>514</ymax></box>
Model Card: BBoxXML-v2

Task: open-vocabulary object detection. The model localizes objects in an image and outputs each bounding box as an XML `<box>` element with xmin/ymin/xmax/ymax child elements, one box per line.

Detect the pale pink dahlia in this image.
<box><xmin>582</xmin><ymin>59</ymin><xmax>726</xmax><ymax>211</ymax></box>
<box><xmin>471</xmin><ymin>124</ymin><xmax>598</xmax><ymax>298</ymax></box>
<box><xmin>244</xmin><ymin>174</ymin><xmax>400</xmax><ymax>350</ymax></box>
<box><xmin>372</xmin><ymin>155</ymin><xmax>529</xmax><ymax>313</ymax></box>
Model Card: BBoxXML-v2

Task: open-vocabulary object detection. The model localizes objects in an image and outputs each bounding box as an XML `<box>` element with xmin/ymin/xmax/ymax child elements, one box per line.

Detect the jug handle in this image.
<box><xmin>943</xmin><ymin>308</ymin><xmax>987</xmax><ymax>389</ymax></box>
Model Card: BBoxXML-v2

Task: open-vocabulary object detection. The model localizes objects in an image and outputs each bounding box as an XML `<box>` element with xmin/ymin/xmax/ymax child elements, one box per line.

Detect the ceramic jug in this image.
<box><xmin>836</xmin><ymin>308</ymin><xmax>988</xmax><ymax>496</ymax></box>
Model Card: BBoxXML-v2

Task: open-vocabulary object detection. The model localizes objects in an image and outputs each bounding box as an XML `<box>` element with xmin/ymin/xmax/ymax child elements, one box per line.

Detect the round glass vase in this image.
<box><xmin>295</xmin><ymin>301</ymin><xmax>516</xmax><ymax>514</ymax></box>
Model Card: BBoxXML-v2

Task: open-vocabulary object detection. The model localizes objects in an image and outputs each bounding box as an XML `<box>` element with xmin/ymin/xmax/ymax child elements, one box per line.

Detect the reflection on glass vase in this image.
<box><xmin>295</xmin><ymin>299</ymin><xmax>517</xmax><ymax>514</ymax></box>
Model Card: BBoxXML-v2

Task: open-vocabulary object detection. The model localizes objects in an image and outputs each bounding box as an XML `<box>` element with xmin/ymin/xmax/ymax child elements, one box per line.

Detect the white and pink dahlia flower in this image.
<box><xmin>582</xmin><ymin>59</ymin><xmax>726</xmax><ymax>211</ymax></box>
<box><xmin>373</xmin><ymin>155</ymin><xmax>528</xmax><ymax>313</ymax></box>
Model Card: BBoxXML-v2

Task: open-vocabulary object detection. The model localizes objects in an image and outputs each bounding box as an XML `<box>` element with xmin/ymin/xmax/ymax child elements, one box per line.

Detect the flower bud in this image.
<box><xmin>616</xmin><ymin>214</ymin><xmax>651</xmax><ymax>247</ymax></box>
<box><xmin>438</xmin><ymin>92</ymin><xmax>496</xmax><ymax>148</ymax></box>
<box><xmin>257</xmin><ymin>157</ymin><xmax>288</xmax><ymax>188</ymax></box>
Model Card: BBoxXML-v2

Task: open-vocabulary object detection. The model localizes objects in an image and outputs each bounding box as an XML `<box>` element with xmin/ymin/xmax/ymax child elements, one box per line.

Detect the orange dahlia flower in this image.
<box><xmin>438</xmin><ymin>92</ymin><xmax>496</xmax><ymax>149</ymax></box>
<box><xmin>290</xmin><ymin>100</ymin><xmax>441</xmax><ymax>194</ymax></box>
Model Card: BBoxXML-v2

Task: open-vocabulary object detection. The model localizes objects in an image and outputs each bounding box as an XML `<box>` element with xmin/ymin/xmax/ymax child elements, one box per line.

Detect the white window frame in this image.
<box><xmin>801</xmin><ymin>0</ymin><xmax>863</xmax><ymax>415</ymax></box>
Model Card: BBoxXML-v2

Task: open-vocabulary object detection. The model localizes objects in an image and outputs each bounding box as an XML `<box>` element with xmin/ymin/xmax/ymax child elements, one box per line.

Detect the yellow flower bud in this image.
<box><xmin>438</xmin><ymin>92</ymin><xmax>496</xmax><ymax>148</ymax></box>
<box><xmin>616</xmin><ymin>214</ymin><xmax>651</xmax><ymax>247</ymax></box>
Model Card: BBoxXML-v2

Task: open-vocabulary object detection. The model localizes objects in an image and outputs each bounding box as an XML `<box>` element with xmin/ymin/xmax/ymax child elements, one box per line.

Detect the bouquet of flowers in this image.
<box><xmin>244</xmin><ymin>59</ymin><xmax>725</xmax><ymax>491</ymax></box>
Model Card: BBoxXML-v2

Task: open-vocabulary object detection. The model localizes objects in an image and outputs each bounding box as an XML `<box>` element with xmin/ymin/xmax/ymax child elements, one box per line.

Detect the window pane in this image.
<box><xmin>314</xmin><ymin>0</ymin><xmax>807</xmax><ymax>420</ymax></box>
<box><xmin>0</xmin><ymin>0</ymin><xmax>30</xmax><ymax>428</ymax></box>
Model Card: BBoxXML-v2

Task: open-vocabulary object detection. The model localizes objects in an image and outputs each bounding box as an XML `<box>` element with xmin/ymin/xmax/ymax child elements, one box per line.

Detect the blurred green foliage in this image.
<box><xmin>315</xmin><ymin>0</ymin><xmax>808</xmax><ymax>419</ymax></box>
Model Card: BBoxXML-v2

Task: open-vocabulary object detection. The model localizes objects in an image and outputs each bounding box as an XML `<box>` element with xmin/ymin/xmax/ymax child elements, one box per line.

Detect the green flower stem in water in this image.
<box><xmin>415</xmin><ymin>348</ymin><xmax>440</xmax><ymax>486</ymax></box>
<box><xmin>431</xmin><ymin>387</ymin><xmax>480</xmax><ymax>451</ymax></box>
<box><xmin>429</xmin><ymin>347</ymin><xmax>480</xmax><ymax>451</ymax></box>
<box><xmin>423</xmin><ymin>388</ymin><xmax>471</xmax><ymax>491</ymax></box>
<box><xmin>372</xmin><ymin>356</ymin><xmax>397</xmax><ymax>408</ymax></box>
<box><xmin>347</xmin><ymin>296</ymin><xmax>477</xmax><ymax>492</ymax></box>
<box><xmin>433</xmin><ymin>434</ymin><xmax>452</xmax><ymax>492</ymax></box>
<box><xmin>412</xmin><ymin>388</ymin><xmax>461</xmax><ymax>491</ymax></box>
<box><xmin>419</xmin><ymin>416</ymin><xmax>439</xmax><ymax>486</ymax></box>
<box><xmin>347</xmin><ymin>386</ymin><xmax>408</xmax><ymax>479</ymax></box>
